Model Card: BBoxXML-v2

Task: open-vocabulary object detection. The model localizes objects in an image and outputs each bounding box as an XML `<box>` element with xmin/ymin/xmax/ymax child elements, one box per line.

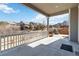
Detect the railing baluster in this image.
<box><xmin>13</xmin><ymin>36</ymin><xmax>15</xmax><ymax>47</ymax></box>
<box><xmin>18</xmin><ymin>35</ymin><xmax>20</xmax><ymax>45</ymax></box>
<box><xmin>7</xmin><ymin>36</ymin><xmax>9</xmax><ymax>49</ymax></box>
<box><xmin>4</xmin><ymin>36</ymin><xmax>5</xmax><ymax>50</ymax></box>
<box><xmin>20</xmin><ymin>35</ymin><xmax>21</xmax><ymax>44</ymax></box>
<box><xmin>12</xmin><ymin>36</ymin><xmax>13</xmax><ymax>47</ymax></box>
<box><xmin>22</xmin><ymin>35</ymin><xmax>23</xmax><ymax>44</ymax></box>
<box><xmin>8</xmin><ymin>36</ymin><xmax>10</xmax><ymax>48</ymax></box>
<box><xmin>18</xmin><ymin>35</ymin><xmax>19</xmax><ymax>45</ymax></box>
<box><xmin>20</xmin><ymin>35</ymin><xmax>22</xmax><ymax>44</ymax></box>
<box><xmin>16</xmin><ymin>36</ymin><xmax>17</xmax><ymax>46</ymax></box>
<box><xmin>9</xmin><ymin>36</ymin><xmax>10</xmax><ymax>48</ymax></box>
<box><xmin>24</xmin><ymin>34</ymin><xmax>25</xmax><ymax>43</ymax></box>
<box><xmin>17</xmin><ymin>35</ymin><xmax>18</xmax><ymax>46</ymax></box>
<box><xmin>24</xmin><ymin>34</ymin><xmax>26</xmax><ymax>43</ymax></box>
<box><xmin>19</xmin><ymin>35</ymin><xmax>20</xmax><ymax>45</ymax></box>
<box><xmin>10</xmin><ymin>36</ymin><xmax>11</xmax><ymax>48</ymax></box>
<box><xmin>23</xmin><ymin>34</ymin><xmax>24</xmax><ymax>43</ymax></box>
<box><xmin>8</xmin><ymin>36</ymin><xmax>11</xmax><ymax>48</ymax></box>
<box><xmin>21</xmin><ymin>35</ymin><xmax>22</xmax><ymax>44</ymax></box>
<box><xmin>23</xmin><ymin>35</ymin><xmax>25</xmax><ymax>43</ymax></box>
<box><xmin>10</xmin><ymin>36</ymin><xmax>12</xmax><ymax>48</ymax></box>
<box><xmin>0</xmin><ymin>36</ymin><xmax>1</xmax><ymax>51</ymax></box>
<box><xmin>20</xmin><ymin>35</ymin><xmax>21</xmax><ymax>45</ymax></box>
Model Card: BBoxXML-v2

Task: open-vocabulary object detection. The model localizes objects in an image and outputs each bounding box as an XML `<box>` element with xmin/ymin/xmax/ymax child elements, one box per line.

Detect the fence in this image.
<box><xmin>0</xmin><ymin>31</ymin><xmax>47</xmax><ymax>52</ymax></box>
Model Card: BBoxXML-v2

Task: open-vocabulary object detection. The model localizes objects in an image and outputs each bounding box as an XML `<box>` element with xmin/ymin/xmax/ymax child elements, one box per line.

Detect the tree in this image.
<box><xmin>0</xmin><ymin>21</ymin><xmax>9</xmax><ymax>25</ymax></box>
<box><xmin>20</xmin><ymin>21</ymin><xmax>25</xmax><ymax>30</ymax></box>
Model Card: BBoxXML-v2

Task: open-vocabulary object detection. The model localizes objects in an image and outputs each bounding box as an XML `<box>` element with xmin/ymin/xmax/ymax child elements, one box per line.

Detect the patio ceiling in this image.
<box><xmin>23</xmin><ymin>3</ymin><xmax>78</xmax><ymax>16</ymax></box>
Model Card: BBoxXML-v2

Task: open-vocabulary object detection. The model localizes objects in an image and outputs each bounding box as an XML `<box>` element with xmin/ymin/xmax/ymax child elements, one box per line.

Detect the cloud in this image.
<box><xmin>31</xmin><ymin>14</ymin><xmax>47</xmax><ymax>24</ymax></box>
<box><xmin>30</xmin><ymin>13</ymin><xmax>69</xmax><ymax>25</ymax></box>
<box><xmin>49</xmin><ymin>13</ymin><xmax>69</xmax><ymax>25</ymax></box>
<box><xmin>0</xmin><ymin>4</ymin><xmax>17</xmax><ymax>14</ymax></box>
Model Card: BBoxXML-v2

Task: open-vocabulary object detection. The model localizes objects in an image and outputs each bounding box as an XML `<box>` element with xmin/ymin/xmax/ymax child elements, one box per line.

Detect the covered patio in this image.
<box><xmin>23</xmin><ymin>3</ymin><xmax>78</xmax><ymax>43</ymax></box>
<box><xmin>0</xmin><ymin>34</ymin><xmax>79</xmax><ymax>56</ymax></box>
<box><xmin>0</xmin><ymin>3</ymin><xmax>79</xmax><ymax>56</ymax></box>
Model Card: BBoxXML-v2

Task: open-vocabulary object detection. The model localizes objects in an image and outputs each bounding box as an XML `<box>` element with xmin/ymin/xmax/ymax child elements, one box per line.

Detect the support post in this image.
<box><xmin>78</xmin><ymin>5</ymin><xmax>79</xmax><ymax>43</ymax></box>
<box><xmin>47</xmin><ymin>17</ymin><xmax>49</xmax><ymax>36</ymax></box>
<box><xmin>69</xmin><ymin>6</ymin><xmax>78</xmax><ymax>42</ymax></box>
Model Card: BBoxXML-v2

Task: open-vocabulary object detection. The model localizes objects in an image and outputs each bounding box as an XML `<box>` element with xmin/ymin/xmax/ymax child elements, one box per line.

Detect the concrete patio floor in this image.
<box><xmin>0</xmin><ymin>34</ymin><xmax>79</xmax><ymax>56</ymax></box>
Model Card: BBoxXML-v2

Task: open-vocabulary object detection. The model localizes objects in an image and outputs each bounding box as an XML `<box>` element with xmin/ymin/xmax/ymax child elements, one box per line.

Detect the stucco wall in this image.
<box><xmin>70</xmin><ymin>7</ymin><xmax>78</xmax><ymax>42</ymax></box>
<box><xmin>78</xmin><ymin>5</ymin><xmax>79</xmax><ymax>43</ymax></box>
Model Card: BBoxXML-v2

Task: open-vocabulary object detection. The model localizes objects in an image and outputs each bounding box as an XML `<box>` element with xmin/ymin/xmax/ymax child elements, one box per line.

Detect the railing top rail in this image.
<box><xmin>0</xmin><ymin>32</ymin><xmax>28</xmax><ymax>37</ymax></box>
<box><xmin>0</xmin><ymin>31</ymin><xmax>47</xmax><ymax>37</ymax></box>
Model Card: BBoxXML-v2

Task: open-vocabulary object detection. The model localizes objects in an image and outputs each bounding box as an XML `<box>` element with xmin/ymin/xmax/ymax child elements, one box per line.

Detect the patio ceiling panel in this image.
<box><xmin>23</xmin><ymin>3</ymin><xmax>77</xmax><ymax>16</ymax></box>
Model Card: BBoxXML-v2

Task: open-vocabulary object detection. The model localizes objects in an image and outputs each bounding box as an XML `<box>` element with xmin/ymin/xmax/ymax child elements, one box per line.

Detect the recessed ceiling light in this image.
<box><xmin>56</xmin><ymin>6</ymin><xmax>59</xmax><ymax>8</ymax></box>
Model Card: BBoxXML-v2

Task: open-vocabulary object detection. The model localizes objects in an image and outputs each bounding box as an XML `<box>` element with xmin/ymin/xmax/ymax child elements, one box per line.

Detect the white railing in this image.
<box><xmin>0</xmin><ymin>31</ymin><xmax>47</xmax><ymax>52</ymax></box>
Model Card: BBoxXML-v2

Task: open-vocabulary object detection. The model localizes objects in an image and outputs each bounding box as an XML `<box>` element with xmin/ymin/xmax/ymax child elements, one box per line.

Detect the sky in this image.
<box><xmin>0</xmin><ymin>3</ymin><xmax>69</xmax><ymax>25</ymax></box>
